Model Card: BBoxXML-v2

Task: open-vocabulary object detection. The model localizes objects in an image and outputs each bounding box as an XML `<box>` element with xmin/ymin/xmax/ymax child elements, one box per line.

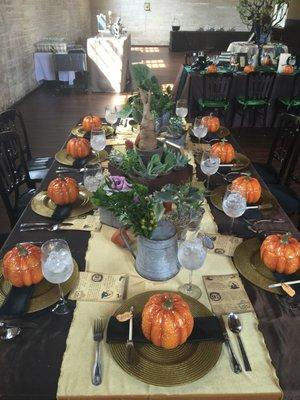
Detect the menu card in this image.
<box><xmin>69</xmin><ymin>272</ymin><xmax>127</xmax><ymax>302</ymax></box>
<box><xmin>62</xmin><ymin>213</ymin><xmax>102</xmax><ymax>232</ymax></box>
<box><xmin>203</xmin><ymin>273</ymin><xmax>254</xmax><ymax>315</ymax></box>
<box><xmin>205</xmin><ymin>233</ymin><xmax>243</xmax><ymax>257</ymax></box>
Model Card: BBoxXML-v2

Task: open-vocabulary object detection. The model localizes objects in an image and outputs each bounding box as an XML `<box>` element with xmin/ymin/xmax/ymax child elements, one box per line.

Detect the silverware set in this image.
<box><xmin>20</xmin><ymin>222</ymin><xmax>74</xmax><ymax>232</ymax></box>
<box><xmin>126</xmin><ymin>306</ymin><xmax>136</xmax><ymax>365</ymax></box>
<box><xmin>243</xmin><ymin>217</ymin><xmax>286</xmax><ymax>235</ymax></box>
<box><xmin>219</xmin><ymin>312</ymin><xmax>251</xmax><ymax>373</ymax></box>
<box><xmin>56</xmin><ymin>167</ymin><xmax>85</xmax><ymax>173</ymax></box>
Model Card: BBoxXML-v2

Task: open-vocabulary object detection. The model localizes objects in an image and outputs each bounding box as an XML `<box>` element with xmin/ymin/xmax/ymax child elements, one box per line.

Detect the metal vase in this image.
<box><xmin>135</xmin><ymin>221</ymin><xmax>179</xmax><ymax>281</ymax></box>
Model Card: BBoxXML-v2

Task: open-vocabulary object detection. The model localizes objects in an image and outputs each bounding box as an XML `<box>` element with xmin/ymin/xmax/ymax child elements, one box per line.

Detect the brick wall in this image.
<box><xmin>0</xmin><ymin>0</ymin><xmax>91</xmax><ymax>112</ymax></box>
<box><xmin>89</xmin><ymin>0</ymin><xmax>247</xmax><ymax>45</ymax></box>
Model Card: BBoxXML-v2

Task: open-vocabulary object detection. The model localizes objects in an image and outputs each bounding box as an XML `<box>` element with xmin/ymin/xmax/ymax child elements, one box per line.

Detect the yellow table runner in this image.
<box><xmin>57</xmin><ymin>203</ymin><xmax>282</xmax><ymax>400</ymax></box>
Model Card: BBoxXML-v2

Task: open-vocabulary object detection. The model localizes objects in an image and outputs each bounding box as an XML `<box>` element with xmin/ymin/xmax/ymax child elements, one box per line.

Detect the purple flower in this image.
<box><xmin>133</xmin><ymin>196</ymin><xmax>140</xmax><ymax>203</ymax></box>
<box><xmin>108</xmin><ymin>176</ymin><xmax>132</xmax><ymax>192</ymax></box>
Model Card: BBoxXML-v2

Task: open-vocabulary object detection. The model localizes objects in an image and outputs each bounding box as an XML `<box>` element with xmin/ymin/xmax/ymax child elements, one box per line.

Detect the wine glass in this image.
<box><xmin>105</xmin><ymin>106</ymin><xmax>118</xmax><ymax>126</ymax></box>
<box><xmin>200</xmin><ymin>149</ymin><xmax>220</xmax><ymax>189</ymax></box>
<box><xmin>176</xmin><ymin>99</ymin><xmax>188</xmax><ymax>118</ymax></box>
<box><xmin>178</xmin><ymin>238</ymin><xmax>207</xmax><ymax>299</ymax></box>
<box><xmin>222</xmin><ymin>185</ymin><xmax>247</xmax><ymax>234</ymax></box>
<box><xmin>90</xmin><ymin>125</ymin><xmax>106</xmax><ymax>157</ymax></box>
<box><xmin>41</xmin><ymin>239</ymin><xmax>74</xmax><ymax>315</ymax></box>
<box><xmin>83</xmin><ymin>164</ymin><xmax>103</xmax><ymax>192</ymax></box>
<box><xmin>192</xmin><ymin>117</ymin><xmax>208</xmax><ymax>141</ymax></box>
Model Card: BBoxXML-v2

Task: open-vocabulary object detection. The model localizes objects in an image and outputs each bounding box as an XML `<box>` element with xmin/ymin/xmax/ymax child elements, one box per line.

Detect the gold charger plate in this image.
<box><xmin>233</xmin><ymin>238</ymin><xmax>283</xmax><ymax>294</ymax></box>
<box><xmin>71</xmin><ymin>125</ymin><xmax>115</xmax><ymax>138</ymax></box>
<box><xmin>31</xmin><ymin>187</ymin><xmax>94</xmax><ymax>218</ymax></box>
<box><xmin>0</xmin><ymin>259</ymin><xmax>79</xmax><ymax>313</ymax></box>
<box><xmin>55</xmin><ymin>149</ymin><xmax>108</xmax><ymax>166</ymax></box>
<box><xmin>210</xmin><ymin>185</ymin><xmax>277</xmax><ymax>212</ymax></box>
<box><xmin>109</xmin><ymin>290</ymin><xmax>222</xmax><ymax>386</ymax></box>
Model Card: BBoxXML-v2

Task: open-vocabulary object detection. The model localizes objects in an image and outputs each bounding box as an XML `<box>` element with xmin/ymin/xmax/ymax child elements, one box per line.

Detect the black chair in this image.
<box><xmin>0</xmin><ymin>131</ymin><xmax>36</xmax><ymax>227</ymax></box>
<box><xmin>0</xmin><ymin>109</ymin><xmax>53</xmax><ymax>181</ymax></box>
<box><xmin>253</xmin><ymin>113</ymin><xmax>300</xmax><ymax>185</ymax></box>
<box><xmin>272</xmin><ymin>73</ymin><xmax>300</xmax><ymax>124</ymax></box>
<box><xmin>233</xmin><ymin>71</ymin><xmax>276</xmax><ymax>130</ymax></box>
<box><xmin>198</xmin><ymin>72</ymin><xmax>233</xmax><ymax>126</ymax></box>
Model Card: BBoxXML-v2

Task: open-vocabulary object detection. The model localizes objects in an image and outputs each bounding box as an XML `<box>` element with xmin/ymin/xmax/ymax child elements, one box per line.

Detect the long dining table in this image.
<box><xmin>0</xmin><ymin>122</ymin><xmax>300</xmax><ymax>400</ymax></box>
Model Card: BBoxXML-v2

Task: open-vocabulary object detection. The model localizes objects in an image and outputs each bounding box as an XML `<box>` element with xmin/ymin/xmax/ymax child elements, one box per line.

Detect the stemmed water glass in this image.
<box><xmin>105</xmin><ymin>106</ymin><xmax>118</xmax><ymax>126</ymax></box>
<box><xmin>192</xmin><ymin>117</ymin><xmax>208</xmax><ymax>141</ymax></box>
<box><xmin>200</xmin><ymin>149</ymin><xmax>220</xmax><ymax>190</ymax></box>
<box><xmin>222</xmin><ymin>185</ymin><xmax>247</xmax><ymax>234</ymax></box>
<box><xmin>178</xmin><ymin>238</ymin><xmax>207</xmax><ymax>299</ymax></box>
<box><xmin>83</xmin><ymin>164</ymin><xmax>103</xmax><ymax>192</ymax></box>
<box><xmin>176</xmin><ymin>99</ymin><xmax>188</xmax><ymax>118</ymax></box>
<box><xmin>41</xmin><ymin>239</ymin><xmax>74</xmax><ymax>315</ymax></box>
<box><xmin>90</xmin><ymin>124</ymin><xmax>106</xmax><ymax>158</ymax></box>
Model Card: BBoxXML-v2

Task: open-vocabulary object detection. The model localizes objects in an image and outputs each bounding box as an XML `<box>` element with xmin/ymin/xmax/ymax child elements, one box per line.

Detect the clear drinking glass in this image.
<box><xmin>200</xmin><ymin>149</ymin><xmax>220</xmax><ymax>189</ymax></box>
<box><xmin>222</xmin><ymin>185</ymin><xmax>247</xmax><ymax>234</ymax></box>
<box><xmin>90</xmin><ymin>126</ymin><xmax>106</xmax><ymax>153</ymax></box>
<box><xmin>176</xmin><ymin>99</ymin><xmax>188</xmax><ymax>118</ymax></box>
<box><xmin>41</xmin><ymin>239</ymin><xmax>74</xmax><ymax>315</ymax></box>
<box><xmin>83</xmin><ymin>164</ymin><xmax>103</xmax><ymax>192</ymax></box>
<box><xmin>178</xmin><ymin>238</ymin><xmax>207</xmax><ymax>299</ymax></box>
<box><xmin>193</xmin><ymin>117</ymin><xmax>208</xmax><ymax>141</ymax></box>
<box><xmin>105</xmin><ymin>106</ymin><xmax>118</xmax><ymax>125</ymax></box>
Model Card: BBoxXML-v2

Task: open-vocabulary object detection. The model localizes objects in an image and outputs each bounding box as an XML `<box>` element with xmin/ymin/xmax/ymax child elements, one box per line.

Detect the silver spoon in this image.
<box><xmin>228</xmin><ymin>312</ymin><xmax>251</xmax><ymax>371</ymax></box>
<box><xmin>0</xmin><ymin>327</ymin><xmax>21</xmax><ymax>340</ymax></box>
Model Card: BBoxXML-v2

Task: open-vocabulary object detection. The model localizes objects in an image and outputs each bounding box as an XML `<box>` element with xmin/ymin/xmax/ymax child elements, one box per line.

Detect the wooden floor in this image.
<box><xmin>0</xmin><ymin>46</ymin><xmax>289</xmax><ymax>234</ymax></box>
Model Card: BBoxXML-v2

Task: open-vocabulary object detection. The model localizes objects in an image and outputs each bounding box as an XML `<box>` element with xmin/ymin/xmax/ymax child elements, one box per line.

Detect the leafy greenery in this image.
<box><xmin>109</xmin><ymin>148</ymin><xmax>189</xmax><ymax>179</ymax></box>
<box><xmin>91</xmin><ymin>177</ymin><xmax>164</xmax><ymax>238</ymax></box>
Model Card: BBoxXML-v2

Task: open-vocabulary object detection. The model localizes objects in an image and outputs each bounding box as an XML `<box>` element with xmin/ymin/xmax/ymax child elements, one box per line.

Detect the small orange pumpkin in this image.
<box><xmin>231</xmin><ymin>174</ymin><xmax>261</xmax><ymax>204</ymax></box>
<box><xmin>82</xmin><ymin>115</ymin><xmax>102</xmax><ymax>132</ymax></box>
<box><xmin>211</xmin><ymin>140</ymin><xmax>235</xmax><ymax>163</ymax></box>
<box><xmin>201</xmin><ymin>113</ymin><xmax>220</xmax><ymax>133</ymax></box>
<box><xmin>141</xmin><ymin>292</ymin><xmax>194</xmax><ymax>349</ymax></box>
<box><xmin>207</xmin><ymin>64</ymin><xmax>217</xmax><ymax>73</ymax></box>
<box><xmin>260</xmin><ymin>233</ymin><xmax>300</xmax><ymax>275</ymax></box>
<box><xmin>282</xmin><ymin>65</ymin><xmax>294</xmax><ymax>75</ymax></box>
<box><xmin>66</xmin><ymin>137</ymin><xmax>91</xmax><ymax>159</ymax></box>
<box><xmin>3</xmin><ymin>243</ymin><xmax>43</xmax><ymax>287</ymax></box>
<box><xmin>47</xmin><ymin>177</ymin><xmax>79</xmax><ymax>206</ymax></box>
<box><xmin>244</xmin><ymin>64</ymin><xmax>255</xmax><ymax>74</ymax></box>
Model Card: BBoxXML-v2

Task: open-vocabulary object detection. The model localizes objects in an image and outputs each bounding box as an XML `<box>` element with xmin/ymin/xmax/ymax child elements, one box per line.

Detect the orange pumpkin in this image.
<box><xmin>231</xmin><ymin>174</ymin><xmax>261</xmax><ymax>204</ymax></box>
<box><xmin>260</xmin><ymin>233</ymin><xmax>300</xmax><ymax>275</ymax></box>
<box><xmin>141</xmin><ymin>292</ymin><xmax>194</xmax><ymax>349</ymax></box>
<box><xmin>66</xmin><ymin>137</ymin><xmax>91</xmax><ymax>159</ymax></box>
<box><xmin>211</xmin><ymin>140</ymin><xmax>235</xmax><ymax>163</ymax></box>
<box><xmin>201</xmin><ymin>113</ymin><xmax>220</xmax><ymax>133</ymax></box>
<box><xmin>207</xmin><ymin>64</ymin><xmax>217</xmax><ymax>73</ymax></box>
<box><xmin>3</xmin><ymin>243</ymin><xmax>43</xmax><ymax>287</ymax></box>
<box><xmin>47</xmin><ymin>177</ymin><xmax>79</xmax><ymax>206</ymax></box>
<box><xmin>244</xmin><ymin>65</ymin><xmax>255</xmax><ymax>74</ymax></box>
<box><xmin>282</xmin><ymin>65</ymin><xmax>294</xmax><ymax>75</ymax></box>
<box><xmin>82</xmin><ymin>115</ymin><xmax>102</xmax><ymax>132</ymax></box>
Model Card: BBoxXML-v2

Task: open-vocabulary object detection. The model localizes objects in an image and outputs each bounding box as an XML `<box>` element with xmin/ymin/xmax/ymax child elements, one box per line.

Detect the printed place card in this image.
<box><xmin>69</xmin><ymin>272</ymin><xmax>127</xmax><ymax>302</ymax></box>
<box><xmin>203</xmin><ymin>273</ymin><xmax>254</xmax><ymax>315</ymax></box>
<box><xmin>205</xmin><ymin>233</ymin><xmax>243</xmax><ymax>257</ymax></box>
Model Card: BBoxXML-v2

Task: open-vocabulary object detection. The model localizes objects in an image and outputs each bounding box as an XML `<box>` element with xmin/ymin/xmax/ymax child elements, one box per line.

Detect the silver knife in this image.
<box><xmin>219</xmin><ymin>316</ymin><xmax>242</xmax><ymax>373</ymax></box>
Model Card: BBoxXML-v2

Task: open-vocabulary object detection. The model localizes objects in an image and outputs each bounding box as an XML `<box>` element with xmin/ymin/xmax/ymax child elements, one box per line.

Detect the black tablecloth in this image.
<box><xmin>173</xmin><ymin>64</ymin><xmax>300</xmax><ymax>126</ymax></box>
<box><xmin>0</xmin><ymin>125</ymin><xmax>300</xmax><ymax>399</ymax></box>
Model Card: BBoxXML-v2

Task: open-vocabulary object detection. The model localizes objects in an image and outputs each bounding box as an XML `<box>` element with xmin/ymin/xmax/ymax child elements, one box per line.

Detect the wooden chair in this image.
<box><xmin>233</xmin><ymin>71</ymin><xmax>276</xmax><ymax>130</ymax></box>
<box><xmin>198</xmin><ymin>72</ymin><xmax>233</xmax><ymax>126</ymax></box>
<box><xmin>0</xmin><ymin>109</ymin><xmax>53</xmax><ymax>182</ymax></box>
<box><xmin>0</xmin><ymin>131</ymin><xmax>36</xmax><ymax>227</ymax></box>
<box><xmin>253</xmin><ymin>113</ymin><xmax>300</xmax><ymax>185</ymax></box>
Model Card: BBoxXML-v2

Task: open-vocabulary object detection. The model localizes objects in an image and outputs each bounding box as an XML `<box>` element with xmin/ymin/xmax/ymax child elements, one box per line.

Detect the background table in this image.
<box><xmin>87</xmin><ymin>34</ymin><xmax>131</xmax><ymax>93</ymax></box>
<box><xmin>0</xmin><ymin>125</ymin><xmax>300</xmax><ymax>399</ymax></box>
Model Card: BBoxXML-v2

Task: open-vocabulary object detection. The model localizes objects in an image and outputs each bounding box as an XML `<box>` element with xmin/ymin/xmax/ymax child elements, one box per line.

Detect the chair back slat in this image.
<box><xmin>0</xmin><ymin>109</ymin><xmax>32</xmax><ymax>161</ymax></box>
<box><xmin>268</xmin><ymin>113</ymin><xmax>300</xmax><ymax>184</ymax></box>
<box><xmin>203</xmin><ymin>73</ymin><xmax>233</xmax><ymax>101</ymax></box>
<box><xmin>0</xmin><ymin>131</ymin><xmax>35</xmax><ymax>226</ymax></box>
<box><xmin>245</xmin><ymin>72</ymin><xmax>275</xmax><ymax>100</ymax></box>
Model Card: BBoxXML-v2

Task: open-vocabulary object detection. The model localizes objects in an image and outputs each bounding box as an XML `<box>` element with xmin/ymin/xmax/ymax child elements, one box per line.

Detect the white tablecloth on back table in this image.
<box><xmin>34</xmin><ymin>53</ymin><xmax>75</xmax><ymax>84</ymax></box>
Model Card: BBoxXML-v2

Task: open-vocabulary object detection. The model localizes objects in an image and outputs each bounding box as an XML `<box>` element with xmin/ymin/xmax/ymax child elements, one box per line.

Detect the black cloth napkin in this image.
<box><xmin>83</xmin><ymin>132</ymin><xmax>91</xmax><ymax>140</ymax></box>
<box><xmin>106</xmin><ymin>314</ymin><xmax>223</xmax><ymax>344</ymax></box>
<box><xmin>72</xmin><ymin>156</ymin><xmax>90</xmax><ymax>169</ymax></box>
<box><xmin>51</xmin><ymin>204</ymin><xmax>72</xmax><ymax>222</ymax></box>
<box><xmin>0</xmin><ymin>286</ymin><xmax>34</xmax><ymax>317</ymax></box>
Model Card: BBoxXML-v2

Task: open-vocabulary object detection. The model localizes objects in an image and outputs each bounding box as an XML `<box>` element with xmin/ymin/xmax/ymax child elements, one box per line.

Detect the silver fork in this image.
<box><xmin>92</xmin><ymin>319</ymin><xmax>103</xmax><ymax>386</ymax></box>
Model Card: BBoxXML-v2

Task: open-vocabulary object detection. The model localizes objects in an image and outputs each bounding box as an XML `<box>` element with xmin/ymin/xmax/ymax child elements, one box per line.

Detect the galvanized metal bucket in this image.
<box><xmin>99</xmin><ymin>207</ymin><xmax>121</xmax><ymax>229</ymax></box>
<box><xmin>121</xmin><ymin>221</ymin><xmax>179</xmax><ymax>281</ymax></box>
